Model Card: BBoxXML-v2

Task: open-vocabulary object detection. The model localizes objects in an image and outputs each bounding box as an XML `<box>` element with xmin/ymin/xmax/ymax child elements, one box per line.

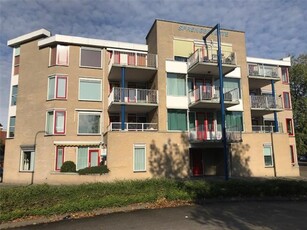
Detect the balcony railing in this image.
<box><xmin>250</xmin><ymin>95</ymin><xmax>283</xmax><ymax>110</ymax></box>
<box><xmin>248</xmin><ymin>64</ymin><xmax>279</xmax><ymax>79</ymax></box>
<box><xmin>108</xmin><ymin>51</ymin><xmax>157</xmax><ymax>71</ymax></box>
<box><xmin>108</xmin><ymin>87</ymin><xmax>158</xmax><ymax>105</ymax></box>
<box><xmin>187</xmin><ymin>49</ymin><xmax>236</xmax><ymax>70</ymax></box>
<box><xmin>108</xmin><ymin>122</ymin><xmax>157</xmax><ymax>131</ymax></box>
<box><xmin>189</xmin><ymin>124</ymin><xmax>242</xmax><ymax>142</ymax></box>
<box><xmin>252</xmin><ymin>124</ymin><xmax>283</xmax><ymax>133</ymax></box>
<box><xmin>189</xmin><ymin>86</ymin><xmax>240</xmax><ymax>104</ymax></box>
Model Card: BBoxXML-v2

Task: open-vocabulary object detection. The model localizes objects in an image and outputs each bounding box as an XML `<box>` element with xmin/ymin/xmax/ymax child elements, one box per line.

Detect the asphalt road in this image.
<box><xmin>13</xmin><ymin>201</ymin><xmax>307</xmax><ymax>230</ymax></box>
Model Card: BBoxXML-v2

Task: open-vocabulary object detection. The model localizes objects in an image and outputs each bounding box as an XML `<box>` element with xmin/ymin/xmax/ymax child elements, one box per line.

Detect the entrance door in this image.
<box><xmin>191</xmin><ymin>150</ymin><xmax>203</xmax><ymax>176</ymax></box>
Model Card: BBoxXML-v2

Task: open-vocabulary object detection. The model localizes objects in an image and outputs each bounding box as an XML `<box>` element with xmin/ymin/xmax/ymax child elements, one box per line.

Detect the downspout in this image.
<box><xmin>271</xmin><ymin>80</ymin><xmax>279</xmax><ymax>132</ymax></box>
<box><xmin>31</xmin><ymin>130</ymin><xmax>46</xmax><ymax>185</ymax></box>
<box><xmin>121</xmin><ymin>67</ymin><xmax>126</xmax><ymax>130</ymax></box>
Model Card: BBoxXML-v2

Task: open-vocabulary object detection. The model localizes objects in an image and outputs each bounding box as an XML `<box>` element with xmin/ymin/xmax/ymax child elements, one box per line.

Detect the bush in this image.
<box><xmin>78</xmin><ymin>165</ymin><xmax>110</xmax><ymax>175</ymax></box>
<box><xmin>60</xmin><ymin>161</ymin><xmax>76</xmax><ymax>172</ymax></box>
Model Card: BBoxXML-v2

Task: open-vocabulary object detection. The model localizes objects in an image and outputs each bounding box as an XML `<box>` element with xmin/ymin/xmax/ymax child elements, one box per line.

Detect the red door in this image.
<box><xmin>196</xmin><ymin>113</ymin><xmax>207</xmax><ymax>140</ymax></box>
<box><xmin>192</xmin><ymin>151</ymin><xmax>203</xmax><ymax>176</ymax></box>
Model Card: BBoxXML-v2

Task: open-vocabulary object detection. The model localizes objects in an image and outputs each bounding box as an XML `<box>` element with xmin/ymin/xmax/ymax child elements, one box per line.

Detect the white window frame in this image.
<box><xmin>55</xmin><ymin>146</ymin><xmax>65</xmax><ymax>171</ymax></box>
<box><xmin>263</xmin><ymin>144</ymin><xmax>274</xmax><ymax>167</ymax></box>
<box><xmin>76</xmin><ymin>147</ymin><xmax>100</xmax><ymax>170</ymax></box>
<box><xmin>133</xmin><ymin>144</ymin><xmax>146</xmax><ymax>172</ymax></box>
<box><xmin>46</xmin><ymin>109</ymin><xmax>67</xmax><ymax>135</ymax></box>
<box><xmin>20</xmin><ymin>149</ymin><xmax>35</xmax><ymax>172</ymax></box>
<box><xmin>77</xmin><ymin>111</ymin><xmax>101</xmax><ymax>135</ymax></box>
<box><xmin>78</xmin><ymin>78</ymin><xmax>102</xmax><ymax>101</ymax></box>
<box><xmin>79</xmin><ymin>47</ymin><xmax>102</xmax><ymax>69</ymax></box>
<box><xmin>47</xmin><ymin>74</ymin><xmax>68</xmax><ymax>100</ymax></box>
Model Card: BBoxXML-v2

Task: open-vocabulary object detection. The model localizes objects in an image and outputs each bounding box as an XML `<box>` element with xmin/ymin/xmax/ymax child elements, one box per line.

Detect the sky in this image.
<box><xmin>0</xmin><ymin>0</ymin><xmax>307</xmax><ymax>129</ymax></box>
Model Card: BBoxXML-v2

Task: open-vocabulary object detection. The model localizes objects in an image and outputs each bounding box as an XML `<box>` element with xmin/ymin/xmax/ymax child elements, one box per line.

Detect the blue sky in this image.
<box><xmin>0</xmin><ymin>0</ymin><xmax>306</xmax><ymax>128</ymax></box>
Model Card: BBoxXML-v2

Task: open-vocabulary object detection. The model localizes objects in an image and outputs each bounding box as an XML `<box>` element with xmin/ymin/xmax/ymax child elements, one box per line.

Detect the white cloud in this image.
<box><xmin>0</xmin><ymin>0</ymin><xmax>306</xmax><ymax>127</ymax></box>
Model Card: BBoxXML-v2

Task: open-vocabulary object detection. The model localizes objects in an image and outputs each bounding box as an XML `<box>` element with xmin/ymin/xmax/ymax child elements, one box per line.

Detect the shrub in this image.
<box><xmin>60</xmin><ymin>161</ymin><xmax>76</xmax><ymax>173</ymax></box>
<box><xmin>78</xmin><ymin>165</ymin><xmax>110</xmax><ymax>175</ymax></box>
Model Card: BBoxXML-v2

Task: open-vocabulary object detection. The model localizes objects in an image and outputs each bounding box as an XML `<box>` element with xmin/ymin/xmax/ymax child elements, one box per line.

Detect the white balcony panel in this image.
<box><xmin>167</xmin><ymin>96</ymin><xmax>188</xmax><ymax>109</ymax></box>
<box><xmin>225</xmin><ymin>67</ymin><xmax>241</xmax><ymax>78</ymax></box>
<box><xmin>226</xmin><ymin>99</ymin><xmax>243</xmax><ymax>111</ymax></box>
<box><xmin>9</xmin><ymin>105</ymin><xmax>16</xmax><ymax>116</ymax></box>
<box><xmin>165</xmin><ymin>60</ymin><xmax>187</xmax><ymax>74</ymax></box>
<box><xmin>11</xmin><ymin>75</ymin><xmax>19</xmax><ymax>85</ymax></box>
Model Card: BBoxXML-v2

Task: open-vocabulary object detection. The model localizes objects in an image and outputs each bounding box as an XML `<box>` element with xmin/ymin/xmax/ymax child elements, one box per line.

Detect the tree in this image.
<box><xmin>290</xmin><ymin>54</ymin><xmax>307</xmax><ymax>156</ymax></box>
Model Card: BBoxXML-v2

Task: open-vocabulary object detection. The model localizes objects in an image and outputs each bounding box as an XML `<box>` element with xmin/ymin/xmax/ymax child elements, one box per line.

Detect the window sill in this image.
<box><xmin>19</xmin><ymin>170</ymin><xmax>34</xmax><ymax>173</ymax></box>
<box><xmin>133</xmin><ymin>170</ymin><xmax>146</xmax><ymax>173</ymax></box>
<box><xmin>77</xmin><ymin>134</ymin><xmax>101</xmax><ymax>136</ymax></box>
<box><xmin>79</xmin><ymin>66</ymin><xmax>102</xmax><ymax>70</ymax></box>
<box><xmin>48</xmin><ymin>65</ymin><xmax>69</xmax><ymax>67</ymax></box>
<box><xmin>78</xmin><ymin>99</ymin><xmax>102</xmax><ymax>102</ymax></box>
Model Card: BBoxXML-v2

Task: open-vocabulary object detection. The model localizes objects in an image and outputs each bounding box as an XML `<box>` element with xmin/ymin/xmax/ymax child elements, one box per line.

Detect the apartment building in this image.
<box><xmin>3</xmin><ymin>19</ymin><xmax>299</xmax><ymax>184</ymax></box>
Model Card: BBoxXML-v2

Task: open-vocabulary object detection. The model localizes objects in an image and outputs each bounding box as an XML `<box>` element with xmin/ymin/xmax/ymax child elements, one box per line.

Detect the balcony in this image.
<box><xmin>108</xmin><ymin>122</ymin><xmax>157</xmax><ymax>131</ymax></box>
<box><xmin>250</xmin><ymin>95</ymin><xmax>283</xmax><ymax>116</ymax></box>
<box><xmin>108</xmin><ymin>87</ymin><xmax>158</xmax><ymax>113</ymax></box>
<box><xmin>252</xmin><ymin>124</ymin><xmax>283</xmax><ymax>133</ymax></box>
<box><xmin>108</xmin><ymin>51</ymin><xmax>157</xmax><ymax>82</ymax></box>
<box><xmin>189</xmin><ymin>86</ymin><xmax>240</xmax><ymax>109</ymax></box>
<box><xmin>187</xmin><ymin>49</ymin><xmax>236</xmax><ymax>76</ymax></box>
<box><xmin>248</xmin><ymin>64</ymin><xmax>279</xmax><ymax>89</ymax></box>
<box><xmin>189</xmin><ymin>124</ymin><xmax>242</xmax><ymax>143</ymax></box>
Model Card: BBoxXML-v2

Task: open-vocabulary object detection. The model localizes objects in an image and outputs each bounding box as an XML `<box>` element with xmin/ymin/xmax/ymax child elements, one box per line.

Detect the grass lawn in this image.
<box><xmin>1</xmin><ymin>178</ymin><xmax>307</xmax><ymax>223</ymax></box>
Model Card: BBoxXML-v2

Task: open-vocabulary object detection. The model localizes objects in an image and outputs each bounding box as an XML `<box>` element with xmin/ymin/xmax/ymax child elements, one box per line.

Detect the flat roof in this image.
<box><xmin>247</xmin><ymin>56</ymin><xmax>291</xmax><ymax>66</ymax></box>
<box><xmin>7</xmin><ymin>29</ymin><xmax>51</xmax><ymax>47</ymax></box>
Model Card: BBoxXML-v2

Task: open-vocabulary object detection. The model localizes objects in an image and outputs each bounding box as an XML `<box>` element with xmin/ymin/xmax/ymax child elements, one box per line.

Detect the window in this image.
<box><xmin>134</xmin><ymin>145</ymin><xmax>146</xmax><ymax>172</ymax></box>
<box><xmin>290</xmin><ymin>145</ymin><xmax>295</xmax><ymax>164</ymax></box>
<box><xmin>55</xmin><ymin>147</ymin><xmax>64</xmax><ymax>171</ymax></box>
<box><xmin>80</xmin><ymin>47</ymin><xmax>102</xmax><ymax>68</ymax></box>
<box><xmin>283</xmin><ymin>92</ymin><xmax>291</xmax><ymax>109</ymax></box>
<box><xmin>263</xmin><ymin>144</ymin><xmax>273</xmax><ymax>167</ymax></box>
<box><xmin>9</xmin><ymin>116</ymin><xmax>16</xmax><ymax>138</ymax></box>
<box><xmin>79</xmin><ymin>78</ymin><xmax>102</xmax><ymax>101</ymax></box>
<box><xmin>286</xmin><ymin>118</ymin><xmax>294</xmax><ymax>135</ymax></box>
<box><xmin>223</xmin><ymin>78</ymin><xmax>241</xmax><ymax>98</ymax></box>
<box><xmin>167</xmin><ymin>73</ymin><xmax>186</xmax><ymax>96</ymax></box>
<box><xmin>77</xmin><ymin>147</ymin><xmax>100</xmax><ymax>170</ymax></box>
<box><xmin>20</xmin><ymin>149</ymin><xmax>35</xmax><ymax>171</ymax></box>
<box><xmin>50</xmin><ymin>45</ymin><xmax>69</xmax><ymax>66</ymax></box>
<box><xmin>48</xmin><ymin>75</ymin><xmax>67</xmax><ymax>99</ymax></box>
<box><xmin>78</xmin><ymin>112</ymin><xmax>101</xmax><ymax>134</ymax></box>
<box><xmin>225</xmin><ymin>112</ymin><xmax>243</xmax><ymax>131</ymax></box>
<box><xmin>46</xmin><ymin>110</ymin><xmax>66</xmax><ymax>135</ymax></box>
<box><xmin>14</xmin><ymin>47</ymin><xmax>20</xmax><ymax>75</ymax></box>
<box><xmin>11</xmin><ymin>85</ymin><xmax>18</xmax><ymax>105</ymax></box>
<box><xmin>281</xmin><ymin>67</ymin><xmax>289</xmax><ymax>83</ymax></box>
<box><xmin>168</xmin><ymin>109</ymin><xmax>187</xmax><ymax>131</ymax></box>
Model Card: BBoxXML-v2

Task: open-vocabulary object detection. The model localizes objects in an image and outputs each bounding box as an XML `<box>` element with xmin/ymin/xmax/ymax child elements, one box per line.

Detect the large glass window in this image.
<box><xmin>263</xmin><ymin>144</ymin><xmax>273</xmax><ymax>167</ymax></box>
<box><xmin>168</xmin><ymin>109</ymin><xmax>187</xmax><ymax>131</ymax></box>
<box><xmin>283</xmin><ymin>92</ymin><xmax>291</xmax><ymax>109</ymax></box>
<box><xmin>79</xmin><ymin>78</ymin><xmax>102</xmax><ymax>101</ymax></box>
<box><xmin>11</xmin><ymin>85</ymin><xmax>18</xmax><ymax>105</ymax></box>
<box><xmin>167</xmin><ymin>73</ymin><xmax>186</xmax><ymax>96</ymax></box>
<box><xmin>77</xmin><ymin>147</ymin><xmax>100</xmax><ymax>170</ymax></box>
<box><xmin>50</xmin><ymin>45</ymin><xmax>69</xmax><ymax>66</ymax></box>
<box><xmin>9</xmin><ymin>116</ymin><xmax>16</xmax><ymax>138</ymax></box>
<box><xmin>225</xmin><ymin>111</ymin><xmax>243</xmax><ymax>131</ymax></box>
<box><xmin>48</xmin><ymin>75</ymin><xmax>67</xmax><ymax>100</ymax></box>
<box><xmin>80</xmin><ymin>47</ymin><xmax>102</xmax><ymax>68</ymax></box>
<box><xmin>286</xmin><ymin>118</ymin><xmax>294</xmax><ymax>135</ymax></box>
<box><xmin>46</xmin><ymin>110</ymin><xmax>66</xmax><ymax>135</ymax></box>
<box><xmin>20</xmin><ymin>149</ymin><xmax>35</xmax><ymax>171</ymax></box>
<box><xmin>134</xmin><ymin>145</ymin><xmax>146</xmax><ymax>172</ymax></box>
<box><xmin>78</xmin><ymin>112</ymin><xmax>101</xmax><ymax>134</ymax></box>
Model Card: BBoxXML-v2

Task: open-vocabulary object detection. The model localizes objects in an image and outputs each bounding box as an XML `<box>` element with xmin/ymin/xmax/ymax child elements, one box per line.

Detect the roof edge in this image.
<box><xmin>7</xmin><ymin>29</ymin><xmax>51</xmax><ymax>47</ymax></box>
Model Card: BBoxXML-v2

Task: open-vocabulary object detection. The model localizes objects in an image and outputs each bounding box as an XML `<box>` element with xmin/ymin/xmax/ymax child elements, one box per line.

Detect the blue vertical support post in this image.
<box><xmin>203</xmin><ymin>24</ymin><xmax>229</xmax><ymax>180</ymax></box>
<box><xmin>121</xmin><ymin>67</ymin><xmax>125</xmax><ymax>130</ymax></box>
<box><xmin>271</xmin><ymin>80</ymin><xmax>279</xmax><ymax>132</ymax></box>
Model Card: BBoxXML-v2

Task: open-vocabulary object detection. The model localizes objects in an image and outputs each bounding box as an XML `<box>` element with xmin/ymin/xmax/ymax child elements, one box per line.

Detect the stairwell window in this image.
<box><xmin>80</xmin><ymin>47</ymin><xmax>102</xmax><ymax>68</ymax></box>
<box><xmin>20</xmin><ymin>149</ymin><xmax>35</xmax><ymax>171</ymax></box>
<box><xmin>11</xmin><ymin>85</ymin><xmax>18</xmax><ymax>105</ymax></box>
<box><xmin>50</xmin><ymin>45</ymin><xmax>69</xmax><ymax>66</ymax></box>
<box><xmin>286</xmin><ymin>118</ymin><xmax>294</xmax><ymax>135</ymax></box>
<box><xmin>281</xmin><ymin>67</ymin><xmax>289</xmax><ymax>84</ymax></box>
<box><xmin>283</xmin><ymin>92</ymin><xmax>291</xmax><ymax>109</ymax></box>
<box><xmin>78</xmin><ymin>112</ymin><xmax>101</xmax><ymax>135</ymax></box>
<box><xmin>133</xmin><ymin>144</ymin><xmax>146</xmax><ymax>172</ymax></box>
<box><xmin>9</xmin><ymin>116</ymin><xmax>16</xmax><ymax>138</ymax></box>
<box><xmin>14</xmin><ymin>47</ymin><xmax>20</xmax><ymax>75</ymax></box>
<box><xmin>46</xmin><ymin>110</ymin><xmax>66</xmax><ymax>135</ymax></box>
<box><xmin>47</xmin><ymin>75</ymin><xmax>67</xmax><ymax>100</ymax></box>
<box><xmin>79</xmin><ymin>78</ymin><xmax>102</xmax><ymax>101</ymax></box>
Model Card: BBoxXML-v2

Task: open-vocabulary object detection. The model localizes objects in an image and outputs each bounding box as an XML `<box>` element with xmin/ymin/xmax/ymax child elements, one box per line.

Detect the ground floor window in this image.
<box><xmin>168</xmin><ymin>109</ymin><xmax>187</xmax><ymax>131</ymax></box>
<box><xmin>263</xmin><ymin>144</ymin><xmax>273</xmax><ymax>167</ymax></box>
<box><xmin>133</xmin><ymin>144</ymin><xmax>146</xmax><ymax>172</ymax></box>
<box><xmin>77</xmin><ymin>147</ymin><xmax>100</xmax><ymax>170</ymax></box>
<box><xmin>55</xmin><ymin>147</ymin><xmax>64</xmax><ymax>170</ymax></box>
<box><xmin>20</xmin><ymin>149</ymin><xmax>35</xmax><ymax>171</ymax></box>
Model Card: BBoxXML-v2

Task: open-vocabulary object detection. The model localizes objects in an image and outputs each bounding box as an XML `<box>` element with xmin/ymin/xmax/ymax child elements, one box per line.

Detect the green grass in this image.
<box><xmin>1</xmin><ymin>178</ymin><xmax>307</xmax><ymax>222</ymax></box>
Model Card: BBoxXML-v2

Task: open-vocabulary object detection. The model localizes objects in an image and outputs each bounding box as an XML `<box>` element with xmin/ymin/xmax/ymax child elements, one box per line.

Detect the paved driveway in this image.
<box><xmin>13</xmin><ymin>201</ymin><xmax>307</xmax><ymax>230</ymax></box>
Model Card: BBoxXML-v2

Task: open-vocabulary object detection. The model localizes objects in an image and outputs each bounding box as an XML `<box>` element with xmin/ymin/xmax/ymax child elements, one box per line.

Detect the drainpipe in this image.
<box><xmin>270</xmin><ymin>132</ymin><xmax>277</xmax><ymax>177</ymax></box>
<box><xmin>121</xmin><ymin>67</ymin><xmax>125</xmax><ymax>130</ymax></box>
<box><xmin>271</xmin><ymin>80</ymin><xmax>279</xmax><ymax>132</ymax></box>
